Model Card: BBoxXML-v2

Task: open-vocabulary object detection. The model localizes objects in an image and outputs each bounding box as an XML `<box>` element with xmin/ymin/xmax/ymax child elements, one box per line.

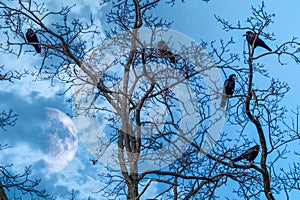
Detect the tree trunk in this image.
<box><xmin>127</xmin><ymin>180</ymin><xmax>138</xmax><ymax>200</ymax></box>
<box><xmin>0</xmin><ymin>184</ymin><xmax>8</xmax><ymax>200</ymax></box>
<box><xmin>245</xmin><ymin>46</ymin><xmax>275</xmax><ymax>200</ymax></box>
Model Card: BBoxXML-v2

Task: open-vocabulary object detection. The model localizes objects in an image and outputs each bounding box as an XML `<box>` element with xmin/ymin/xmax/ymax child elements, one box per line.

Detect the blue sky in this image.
<box><xmin>1</xmin><ymin>0</ymin><xmax>300</xmax><ymax>199</ymax></box>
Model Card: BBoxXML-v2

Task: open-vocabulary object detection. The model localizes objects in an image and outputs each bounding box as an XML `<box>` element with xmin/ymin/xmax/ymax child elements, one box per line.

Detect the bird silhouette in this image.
<box><xmin>157</xmin><ymin>41</ymin><xmax>177</xmax><ymax>64</ymax></box>
<box><xmin>91</xmin><ymin>159</ymin><xmax>98</xmax><ymax>165</ymax></box>
<box><xmin>243</xmin><ymin>31</ymin><xmax>271</xmax><ymax>52</ymax></box>
<box><xmin>26</xmin><ymin>28</ymin><xmax>41</xmax><ymax>53</ymax></box>
<box><xmin>232</xmin><ymin>145</ymin><xmax>260</xmax><ymax>163</ymax></box>
<box><xmin>221</xmin><ymin>74</ymin><xmax>236</xmax><ymax>108</ymax></box>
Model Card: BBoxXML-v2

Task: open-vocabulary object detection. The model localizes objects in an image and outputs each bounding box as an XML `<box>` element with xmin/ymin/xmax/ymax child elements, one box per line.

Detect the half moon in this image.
<box><xmin>43</xmin><ymin>107</ymin><xmax>78</xmax><ymax>173</ymax></box>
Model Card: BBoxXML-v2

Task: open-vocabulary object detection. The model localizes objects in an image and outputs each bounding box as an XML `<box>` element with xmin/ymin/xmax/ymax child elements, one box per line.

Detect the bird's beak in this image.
<box><xmin>243</xmin><ymin>34</ymin><xmax>246</xmax><ymax>36</ymax></box>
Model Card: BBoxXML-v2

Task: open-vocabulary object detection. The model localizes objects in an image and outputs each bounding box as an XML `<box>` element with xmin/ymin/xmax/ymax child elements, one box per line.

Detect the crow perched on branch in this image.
<box><xmin>243</xmin><ymin>31</ymin><xmax>272</xmax><ymax>52</ymax></box>
<box><xmin>232</xmin><ymin>145</ymin><xmax>260</xmax><ymax>163</ymax></box>
<box><xmin>221</xmin><ymin>74</ymin><xmax>236</xmax><ymax>108</ymax></box>
<box><xmin>157</xmin><ymin>41</ymin><xmax>177</xmax><ymax>64</ymax></box>
<box><xmin>26</xmin><ymin>29</ymin><xmax>41</xmax><ymax>53</ymax></box>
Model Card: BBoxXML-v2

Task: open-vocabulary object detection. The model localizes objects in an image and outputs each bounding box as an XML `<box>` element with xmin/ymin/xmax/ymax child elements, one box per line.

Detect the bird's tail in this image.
<box><xmin>220</xmin><ymin>93</ymin><xmax>227</xmax><ymax>108</ymax></box>
<box><xmin>232</xmin><ymin>156</ymin><xmax>242</xmax><ymax>162</ymax></box>
<box><xmin>265</xmin><ymin>45</ymin><xmax>272</xmax><ymax>52</ymax></box>
<box><xmin>33</xmin><ymin>44</ymin><xmax>41</xmax><ymax>53</ymax></box>
<box><xmin>263</xmin><ymin>44</ymin><xmax>272</xmax><ymax>52</ymax></box>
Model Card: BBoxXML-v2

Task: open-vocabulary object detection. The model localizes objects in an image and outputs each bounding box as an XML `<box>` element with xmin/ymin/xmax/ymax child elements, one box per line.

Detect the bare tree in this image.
<box><xmin>212</xmin><ymin>2</ymin><xmax>300</xmax><ymax>199</ymax></box>
<box><xmin>0</xmin><ymin>82</ymin><xmax>15</xmax><ymax>200</ymax></box>
<box><xmin>0</xmin><ymin>110</ymin><xmax>17</xmax><ymax>131</ymax></box>
<box><xmin>1</xmin><ymin>0</ymin><xmax>300</xmax><ymax>200</ymax></box>
<box><xmin>0</xmin><ymin>165</ymin><xmax>54</xmax><ymax>199</ymax></box>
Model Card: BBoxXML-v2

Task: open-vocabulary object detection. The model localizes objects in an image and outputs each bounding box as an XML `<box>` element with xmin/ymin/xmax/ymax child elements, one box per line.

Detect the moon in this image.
<box><xmin>43</xmin><ymin>107</ymin><xmax>78</xmax><ymax>173</ymax></box>
<box><xmin>73</xmin><ymin>28</ymin><xmax>225</xmax><ymax>172</ymax></box>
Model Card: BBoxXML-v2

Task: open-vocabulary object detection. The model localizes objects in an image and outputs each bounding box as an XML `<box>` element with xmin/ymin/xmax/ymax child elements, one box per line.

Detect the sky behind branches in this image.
<box><xmin>1</xmin><ymin>0</ymin><xmax>300</xmax><ymax>199</ymax></box>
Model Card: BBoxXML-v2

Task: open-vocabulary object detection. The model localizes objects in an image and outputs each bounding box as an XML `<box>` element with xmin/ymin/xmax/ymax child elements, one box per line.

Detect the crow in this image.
<box><xmin>232</xmin><ymin>145</ymin><xmax>260</xmax><ymax>163</ymax></box>
<box><xmin>243</xmin><ymin>31</ymin><xmax>272</xmax><ymax>52</ymax></box>
<box><xmin>221</xmin><ymin>74</ymin><xmax>236</xmax><ymax>108</ymax></box>
<box><xmin>157</xmin><ymin>41</ymin><xmax>177</xmax><ymax>64</ymax></box>
<box><xmin>26</xmin><ymin>28</ymin><xmax>41</xmax><ymax>53</ymax></box>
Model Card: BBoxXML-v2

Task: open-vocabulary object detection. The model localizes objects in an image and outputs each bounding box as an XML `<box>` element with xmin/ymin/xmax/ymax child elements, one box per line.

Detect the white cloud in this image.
<box><xmin>0</xmin><ymin>142</ymin><xmax>44</xmax><ymax>172</ymax></box>
<box><xmin>50</xmin><ymin>155</ymin><xmax>106</xmax><ymax>199</ymax></box>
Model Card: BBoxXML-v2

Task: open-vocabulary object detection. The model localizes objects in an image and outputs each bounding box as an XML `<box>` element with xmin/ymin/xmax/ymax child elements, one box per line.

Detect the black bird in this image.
<box><xmin>232</xmin><ymin>145</ymin><xmax>260</xmax><ymax>163</ymax></box>
<box><xmin>157</xmin><ymin>41</ymin><xmax>177</xmax><ymax>64</ymax></box>
<box><xmin>26</xmin><ymin>28</ymin><xmax>41</xmax><ymax>53</ymax></box>
<box><xmin>221</xmin><ymin>74</ymin><xmax>236</xmax><ymax>108</ymax></box>
<box><xmin>243</xmin><ymin>31</ymin><xmax>272</xmax><ymax>52</ymax></box>
<box><xmin>91</xmin><ymin>159</ymin><xmax>98</xmax><ymax>165</ymax></box>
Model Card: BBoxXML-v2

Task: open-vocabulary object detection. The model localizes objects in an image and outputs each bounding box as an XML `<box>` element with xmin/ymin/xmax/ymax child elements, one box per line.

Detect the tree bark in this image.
<box><xmin>127</xmin><ymin>179</ymin><xmax>138</xmax><ymax>200</ymax></box>
<box><xmin>245</xmin><ymin>45</ymin><xmax>275</xmax><ymax>200</ymax></box>
<box><xmin>0</xmin><ymin>184</ymin><xmax>8</xmax><ymax>200</ymax></box>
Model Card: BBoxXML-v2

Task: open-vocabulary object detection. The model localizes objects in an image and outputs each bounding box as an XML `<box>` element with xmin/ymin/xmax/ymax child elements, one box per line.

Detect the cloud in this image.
<box><xmin>42</xmin><ymin>142</ymin><xmax>107</xmax><ymax>200</ymax></box>
<box><xmin>0</xmin><ymin>142</ymin><xmax>44</xmax><ymax>171</ymax></box>
<box><xmin>0</xmin><ymin>1</ymin><xmax>113</xmax><ymax>199</ymax></box>
<box><xmin>0</xmin><ymin>89</ymin><xmax>109</xmax><ymax>199</ymax></box>
<box><xmin>0</xmin><ymin>90</ymin><xmax>68</xmax><ymax>147</ymax></box>
<box><xmin>0</xmin><ymin>90</ymin><xmax>64</xmax><ymax>194</ymax></box>
<box><xmin>0</xmin><ymin>91</ymin><xmax>60</xmax><ymax>150</ymax></box>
